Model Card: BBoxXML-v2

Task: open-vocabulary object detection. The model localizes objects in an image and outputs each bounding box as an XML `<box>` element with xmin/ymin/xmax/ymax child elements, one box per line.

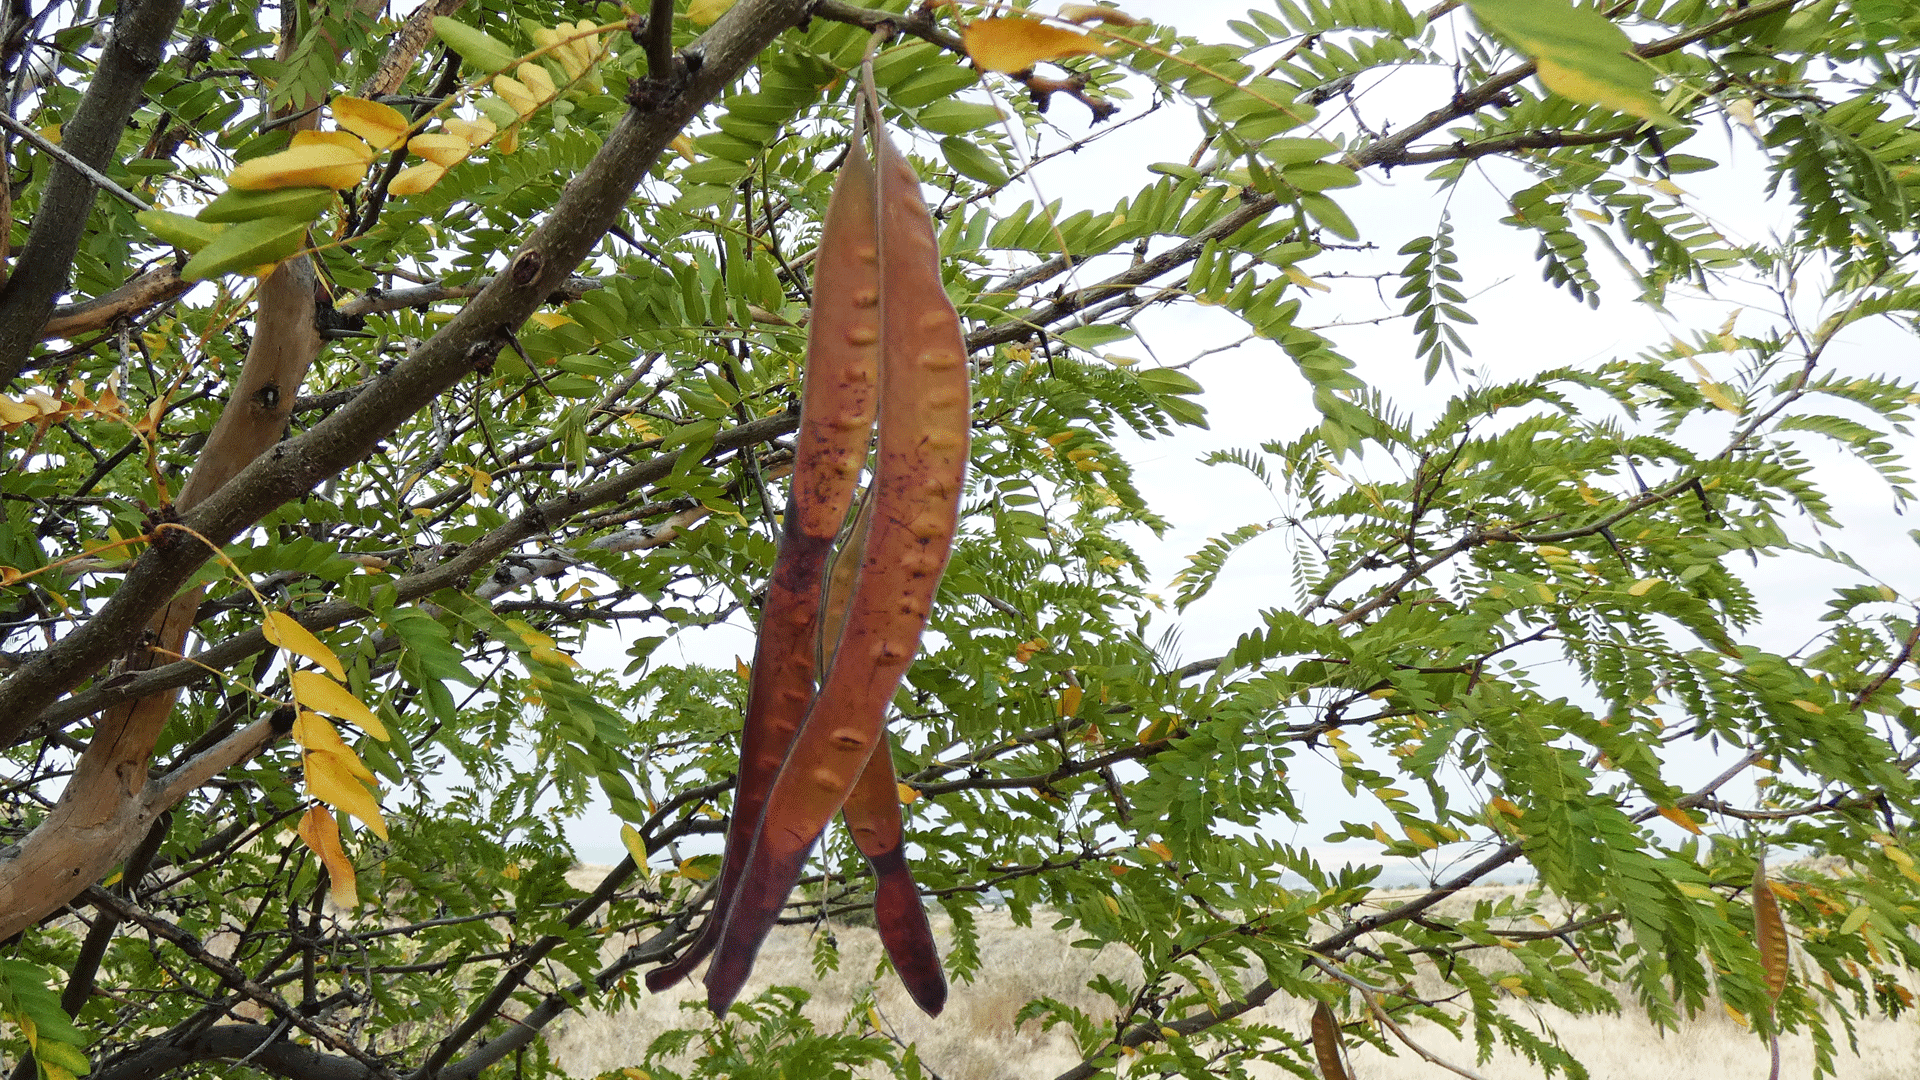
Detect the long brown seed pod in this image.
<box><xmin>823</xmin><ymin>496</ymin><xmax>947</xmax><ymax>1015</ymax></box>
<box><xmin>705</xmin><ymin>79</ymin><xmax>970</xmax><ymax>1015</ymax></box>
<box><xmin>1311</xmin><ymin>1001</ymin><xmax>1352</xmax><ymax>1080</ymax></box>
<box><xmin>1753</xmin><ymin>856</ymin><xmax>1788</xmax><ymax>1002</ymax></box>
<box><xmin>644</xmin><ymin>128</ymin><xmax>882</xmax><ymax>994</ymax></box>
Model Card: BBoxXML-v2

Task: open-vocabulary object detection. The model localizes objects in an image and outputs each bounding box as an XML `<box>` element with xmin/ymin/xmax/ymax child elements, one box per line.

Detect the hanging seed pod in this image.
<box><xmin>644</xmin><ymin>125</ymin><xmax>883</xmax><ymax>996</ymax></box>
<box><xmin>1753</xmin><ymin>856</ymin><xmax>1789</xmax><ymax>1002</ymax></box>
<box><xmin>705</xmin><ymin>73</ymin><xmax>969</xmax><ymax>1017</ymax></box>
<box><xmin>1311</xmin><ymin>1001</ymin><xmax>1351</xmax><ymax>1080</ymax></box>
<box><xmin>824</xmin><ymin>496</ymin><xmax>946</xmax><ymax>1015</ymax></box>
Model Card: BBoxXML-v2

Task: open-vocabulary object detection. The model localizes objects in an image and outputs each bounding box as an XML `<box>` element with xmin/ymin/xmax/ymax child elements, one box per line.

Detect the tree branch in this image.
<box><xmin>81</xmin><ymin>885</ymin><xmax>398</xmax><ymax>1080</ymax></box>
<box><xmin>0</xmin><ymin>0</ymin><xmax>817</xmax><ymax>738</ymax></box>
<box><xmin>23</xmin><ymin>411</ymin><xmax>797</xmax><ymax>739</ymax></box>
<box><xmin>39</xmin><ymin>266</ymin><xmax>195</xmax><ymax>344</ymax></box>
<box><xmin>0</xmin><ymin>0</ymin><xmax>186</xmax><ymax>383</ymax></box>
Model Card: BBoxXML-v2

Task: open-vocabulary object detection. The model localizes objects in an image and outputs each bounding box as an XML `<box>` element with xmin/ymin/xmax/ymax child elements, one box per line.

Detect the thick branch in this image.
<box><xmin>93</xmin><ymin>1024</ymin><xmax>373</xmax><ymax>1080</ymax></box>
<box><xmin>0</xmin><ymin>718</ymin><xmax>279</xmax><ymax>940</ymax></box>
<box><xmin>0</xmin><ymin>0</ymin><xmax>186</xmax><ymax>382</ymax></box>
<box><xmin>0</xmin><ymin>0</ymin><xmax>816</xmax><ymax>738</ymax></box>
<box><xmin>24</xmin><ymin>412</ymin><xmax>798</xmax><ymax>736</ymax></box>
<box><xmin>39</xmin><ymin>266</ymin><xmax>194</xmax><ymax>343</ymax></box>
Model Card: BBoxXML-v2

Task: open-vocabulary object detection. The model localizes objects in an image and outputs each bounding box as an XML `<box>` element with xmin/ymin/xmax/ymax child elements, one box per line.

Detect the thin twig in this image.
<box><xmin>0</xmin><ymin>112</ymin><xmax>152</xmax><ymax>211</ymax></box>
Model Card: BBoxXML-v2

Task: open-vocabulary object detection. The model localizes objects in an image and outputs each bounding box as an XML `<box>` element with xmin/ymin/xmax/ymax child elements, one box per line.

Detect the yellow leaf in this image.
<box><xmin>331</xmin><ymin>95</ymin><xmax>410</xmax><ymax>151</ymax></box>
<box><xmin>290</xmin><ymin>130</ymin><xmax>378</xmax><ymax>162</ymax></box>
<box><xmin>1283</xmin><ymin>264</ymin><xmax>1330</xmax><ymax>292</ymax></box>
<box><xmin>293</xmin><ymin>712</ymin><xmax>377</xmax><ymax>783</ymax></box>
<box><xmin>734</xmin><ymin>655</ymin><xmax>751</xmax><ymax>680</ymax></box>
<box><xmin>297</xmin><ymin>805</ymin><xmax>360</xmax><ymax>908</ymax></box>
<box><xmin>444</xmin><ymin>117</ymin><xmax>498</xmax><ymax>147</ymax></box>
<box><xmin>1057</xmin><ymin>3</ymin><xmax>1146</xmax><ymax>26</ymax></box>
<box><xmin>1726</xmin><ymin>97</ymin><xmax>1760</xmax><ymax>137</ymax></box>
<box><xmin>305</xmin><ymin>751</ymin><xmax>388</xmax><ymax>839</ymax></box>
<box><xmin>526</xmin><ymin>311</ymin><xmax>574</xmax><ymax>329</ymax></box>
<box><xmin>1627</xmin><ymin>577</ymin><xmax>1661</xmax><ymax>596</ymax></box>
<box><xmin>1722</xmin><ymin>1002</ymin><xmax>1748</xmax><ymax>1027</ymax></box>
<box><xmin>619</xmin><ymin>823</ymin><xmax>647</xmax><ymax>866</ymax></box>
<box><xmin>263</xmin><ymin>611</ymin><xmax>344</xmax><ymax>678</ymax></box>
<box><xmin>1102</xmin><ymin>894</ymin><xmax>1121</xmax><ymax>915</ymax></box>
<box><xmin>1533</xmin><ymin>582</ymin><xmax>1555</xmax><ymax>603</ymax></box>
<box><xmin>290</xmin><ymin>670</ymin><xmax>390</xmax><ymax>740</ymax></box>
<box><xmin>962</xmin><ymin>16</ymin><xmax>1117</xmax><ymax>73</ymax></box>
<box><xmin>1791</xmin><ymin>699</ymin><xmax>1825</xmax><ymax>714</ymax></box>
<box><xmin>1498</xmin><ymin>975</ymin><xmax>1528</xmax><ymax>996</ymax></box>
<box><xmin>493</xmin><ymin>75</ymin><xmax>538</xmax><ymax>117</ymax></box>
<box><xmin>1651</xmin><ymin>178</ymin><xmax>1687</xmax><ymax>198</ymax></box>
<box><xmin>1696</xmin><ymin>377</ymin><xmax>1741</xmax><ymax>414</ymax></box>
<box><xmin>389</xmin><ymin>162</ymin><xmax>448</xmax><ymax>196</ymax></box>
<box><xmin>898</xmin><ymin>783</ymin><xmax>920</xmax><ymax>805</ymax></box>
<box><xmin>528</xmin><ymin>644</ymin><xmax>578</xmax><ymax>667</ymax></box>
<box><xmin>1404</xmin><ymin>825</ymin><xmax>1438</xmax><ymax>849</ymax></box>
<box><xmin>669</xmin><ymin>134</ymin><xmax>697</xmax><ymax>163</ymax></box>
<box><xmin>1656</xmin><ymin>805</ymin><xmax>1703</xmax><ymax>835</ymax></box>
<box><xmin>227</xmin><ymin>143</ymin><xmax>369</xmax><ymax>191</ymax></box>
<box><xmin>1057</xmin><ymin>683</ymin><xmax>1084</xmax><ymax>718</ymax></box>
<box><xmin>515</xmin><ymin>61</ymin><xmax>556</xmax><ymax>101</ymax></box>
<box><xmin>687</xmin><ymin>0</ymin><xmax>735</xmax><ymax>25</ymax></box>
<box><xmin>1144</xmin><ymin>840</ymin><xmax>1173</xmax><ymax>862</ymax></box>
<box><xmin>1013</xmin><ymin>637</ymin><xmax>1049</xmax><ymax>663</ymax></box>
<box><xmin>1573</xmin><ymin>207</ymin><xmax>1609</xmax><ymax>222</ymax></box>
<box><xmin>408</xmin><ymin>133</ymin><xmax>471</xmax><ymax>167</ymax></box>
<box><xmin>563</xmin><ymin>20</ymin><xmax>600</xmax><ymax>76</ymax></box>
<box><xmin>678</xmin><ymin>856</ymin><xmax>712</xmax><ymax>881</ymax></box>
<box><xmin>1489</xmin><ymin>796</ymin><xmax>1523</xmax><ymax>819</ymax></box>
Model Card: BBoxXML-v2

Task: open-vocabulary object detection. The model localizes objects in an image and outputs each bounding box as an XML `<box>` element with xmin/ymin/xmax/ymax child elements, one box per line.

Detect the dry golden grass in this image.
<box><xmin>548</xmin><ymin>875</ymin><xmax>1920</xmax><ymax>1080</ymax></box>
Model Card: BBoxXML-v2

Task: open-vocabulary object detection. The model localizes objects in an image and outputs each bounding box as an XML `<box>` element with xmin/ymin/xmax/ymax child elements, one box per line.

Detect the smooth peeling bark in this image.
<box><xmin>646</xmin><ymin>137</ymin><xmax>882</xmax><ymax>992</ymax></box>
<box><xmin>0</xmin><ymin>260</ymin><xmax>322</xmax><ymax>941</ymax></box>
<box><xmin>706</xmin><ymin>115</ymin><xmax>968</xmax><ymax>1015</ymax></box>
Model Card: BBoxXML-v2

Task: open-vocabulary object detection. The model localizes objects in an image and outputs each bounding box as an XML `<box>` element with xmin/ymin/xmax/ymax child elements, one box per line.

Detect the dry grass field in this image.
<box><xmin>549</xmin><ymin>873</ymin><xmax>1919</xmax><ymax>1080</ymax></box>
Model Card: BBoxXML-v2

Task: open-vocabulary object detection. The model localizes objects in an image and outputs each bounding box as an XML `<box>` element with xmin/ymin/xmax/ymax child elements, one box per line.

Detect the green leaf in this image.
<box><xmin>1135</xmin><ymin>368</ymin><xmax>1203</xmax><ymax>395</ymax></box>
<box><xmin>433</xmin><ymin>16</ymin><xmax>517</xmax><ymax>73</ymax></box>
<box><xmin>1057</xmin><ymin>324</ymin><xmax>1134</xmax><ymax>350</ymax></box>
<box><xmin>1467</xmin><ymin>0</ymin><xmax>1684</xmax><ymax>127</ymax></box>
<box><xmin>940</xmin><ymin>136</ymin><xmax>1009</xmax><ymax>186</ymax></box>
<box><xmin>917</xmin><ymin>100</ymin><xmax>1006</xmax><ymax>135</ymax></box>
<box><xmin>180</xmin><ymin>216</ymin><xmax>309</xmax><ymax>280</ymax></box>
